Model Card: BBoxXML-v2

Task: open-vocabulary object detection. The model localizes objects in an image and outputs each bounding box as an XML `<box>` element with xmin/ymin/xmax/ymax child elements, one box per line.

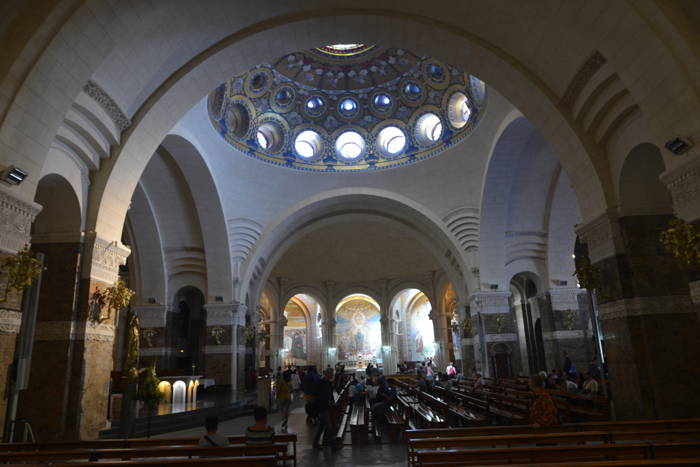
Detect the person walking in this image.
<box><xmin>277</xmin><ymin>372</ymin><xmax>292</xmax><ymax>433</ymax></box>
<box><xmin>312</xmin><ymin>367</ymin><xmax>341</xmax><ymax>450</ymax></box>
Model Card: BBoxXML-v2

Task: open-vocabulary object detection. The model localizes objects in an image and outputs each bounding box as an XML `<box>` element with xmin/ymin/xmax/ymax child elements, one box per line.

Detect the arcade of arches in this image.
<box><xmin>0</xmin><ymin>1</ymin><xmax>700</xmax><ymax>443</ymax></box>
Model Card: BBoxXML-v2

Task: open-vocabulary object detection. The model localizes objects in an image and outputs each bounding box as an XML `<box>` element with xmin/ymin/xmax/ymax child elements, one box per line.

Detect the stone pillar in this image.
<box><xmin>133</xmin><ymin>305</ymin><xmax>169</xmax><ymax>368</ymax></box>
<box><xmin>430</xmin><ymin>308</ymin><xmax>450</xmax><ymax>371</ymax></box>
<box><xmin>380</xmin><ymin>314</ymin><xmax>396</xmax><ymax>375</ymax></box>
<box><xmin>577</xmin><ymin>212</ymin><xmax>700</xmax><ymax>419</ymax></box>
<box><xmin>0</xmin><ymin>186</ymin><xmax>41</xmax><ymax>438</ymax></box>
<box><xmin>203</xmin><ymin>303</ymin><xmax>241</xmax><ymax>391</ymax></box>
<box><xmin>268</xmin><ymin>314</ymin><xmax>285</xmax><ymax>372</ymax></box>
<box><xmin>468</xmin><ymin>291</ymin><xmax>517</xmax><ymax>378</ymax></box>
<box><xmin>539</xmin><ymin>288</ymin><xmax>593</xmax><ymax>373</ymax></box>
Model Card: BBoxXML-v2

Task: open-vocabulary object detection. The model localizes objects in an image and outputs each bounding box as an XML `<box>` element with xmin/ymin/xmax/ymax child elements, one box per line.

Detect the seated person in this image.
<box><xmin>245</xmin><ymin>406</ymin><xmax>275</xmax><ymax>445</ymax></box>
<box><xmin>561</xmin><ymin>373</ymin><xmax>578</xmax><ymax>393</ymax></box>
<box><xmin>198</xmin><ymin>415</ymin><xmax>230</xmax><ymax>447</ymax></box>
<box><xmin>582</xmin><ymin>372</ymin><xmax>599</xmax><ymax>395</ymax></box>
<box><xmin>416</xmin><ymin>373</ymin><xmax>428</xmax><ymax>392</ymax></box>
<box><xmin>348</xmin><ymin>376</ymin><xmax>366</xmax><ymax>402</ymax></box>
<box><xmin>371</xmin><ymin>378</ymin><xmax>394</xmax><ymax>426</ymax></box>
<box><xmin>528</xmin><ymin>374</ymin><xmax>558</xmax><ymax>428</ymax></box>
<box><xmin>473</xmin><ymin>372</ymin><xmax>485</xmax><ymax>392</ymax></box>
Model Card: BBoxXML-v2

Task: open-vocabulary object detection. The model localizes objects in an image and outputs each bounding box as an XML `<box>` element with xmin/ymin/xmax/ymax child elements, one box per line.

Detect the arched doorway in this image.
<box><xmin>390</xmin><ymin>289</ymin><xmax>435</xmax><ymax>364</ymax></box>
<box><xmin>171</xmin><ymin>286</ymin><xmax>205</xmax><ymax>373</ymax></box>
<box><xmin>335</xmin><ymin>294</ymin><xmax>381</xmax><ymax>370</ymax></box>
<box><xmin>282</xmin><ymin>297</ymin><xmax>310</xmax><ymax>366</ymax></box>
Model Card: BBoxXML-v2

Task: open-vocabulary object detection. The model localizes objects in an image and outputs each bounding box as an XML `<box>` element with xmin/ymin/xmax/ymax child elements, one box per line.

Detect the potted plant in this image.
<box><xmin>0</xmin><ymin>246</ymin><xmax>42</xmax><ymax>302</ymax></box>
<box><xmin>136</xmin><ymin>365</ymin><xmax>164</xmax><ymax>438</ymax></box>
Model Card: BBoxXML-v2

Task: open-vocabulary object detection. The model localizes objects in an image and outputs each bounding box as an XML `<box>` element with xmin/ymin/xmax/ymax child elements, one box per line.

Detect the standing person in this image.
<box><xmin>313</xmin><ymin>367</ymin><xmax>340</xmax><ymax>450</ymax></box>
<box><xmin>445</xmin><ymin>362</ymin><xmax>456</xmax><ymax>377</ymax></box>
<box><xmin>302</xmin><ymin>366</ymin><xmax>321</xmax><ymax>424</ymax></box>
<box><xmin>582</xmin><ymin>372</ymin><xmax>599</xmax><ymax>395</ymax></box>
<box><xmin>291</xmin><ymin>368</ymin><xmax>301</xmax><ymax>400</ymax></box>
<box><xmin>528</xmin><ymin>374</ymin><xmax>558</xmax><ymax>428</ymax></box>
<box><xmin>562</xmin><ymin>351</ymin><xmax>574</xmax><ymax>377</ymax></box>
<box><xmin>198</xmin><ymin>415</ymin><xmax>230</xmax><ymax>447</ymax></box>
<box><xmin>426</xmin><ymin>362</ymin><xmax>435</xmax><ymax>381</ymax></box>
<box><xmin>277</xmin><ymin>372</ymin><xmax>292</xmax><ymax>433</ymax></box>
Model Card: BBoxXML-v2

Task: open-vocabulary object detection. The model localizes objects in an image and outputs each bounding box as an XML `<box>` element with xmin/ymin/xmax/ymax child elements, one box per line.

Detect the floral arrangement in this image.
<box><xmin>142</xmin><ymin>328</ymin><xmax>157</xmax><ymax>347</ymax></box>
<box><xmin>136</xmin><ymin>365</ymin><xmax>164</xmax><ymax>404</ymax></box>
<box><xmin>243</xmin><ymin>324</ymin><xmax>256</xmax><ymax>343</ymax></box>
<box><xmin>211</xmin><ymin>325</ymin><xmax>225</xmax><ymax>345</ymax></box>
<box><xmin>494</xmin><ymin>314</ymin><xmax>506</xmax><ymax>333</ymax></box>
<box><xmin>461</xmin><ymin>317</ymin><xmax>474</xmax><ymax>336</ymax></box>
<box><xmin>574</xmin><ymin>256</ymin><xmax>603</xmax><ymax>295</ymax></box>
<box><xmin>660</xmin><ymin>217</ymin><xmax>700</xmax><ymax>264</ymax></box>
<box><xmin>0</xmin><ymin>246</ymin><xmax>42</xmax><ymax>302</ymax></box>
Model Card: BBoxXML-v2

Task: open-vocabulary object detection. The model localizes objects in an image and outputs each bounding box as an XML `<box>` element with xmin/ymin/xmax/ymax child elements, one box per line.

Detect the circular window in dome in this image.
<box><xmin>404</xmin><ymin>82</ymin><xmax>421</xmax><ymax>98</ymax></box>
<box><xmin>225</xmin><ymin>103</ymin><xmax>251</xmax><ymax>139</ymax></box>
<box><xmin>304</xmin><ymin>95</ymin><xmax>326</xmax><ymax>118</ymax></box>
<box><xmin>338</xmin><ymin>97</ymin><xmax>359</xmax><ymax>118</ymax></box>
<box><xmin>447</xmin><ymin>92</ymin><xmax>472</xmax><ymax>129</ymax></box>
<box><xmin>256</xmin><ymin>121</ymin><xmax>284</xmax><ymax>153</ymax></box>
<box><xmin>251</xmin><ymin>73</ymin><xmax>267</xmax><ymax>90</ymax></box>
<box><xmin>295</xmin><ymin>130</ymin><xmax>323</xmax><ymax>159</ymax></box>
<box><xmin>377</xmin><ymin>126</ymin><xmax>407</xmax><ymax>157</ymax></box>
<box><xmin>415</xmin><ymin>113</ymin><xmax>443</xmax><ymax>146</ymax></box>
<box><xmin>335</xmin><ymin>131</ymin><xmax>365</xmax><ymax>160</ymax></box>
<box><xmin>370</xmin><ymin>92</ymin><xmax>394</xmax><ymax>115</ymax></box>
<box><xmin>427</xmin><ymin>63</ymin><xmax>445</xmax><ymax>81</ymax></box>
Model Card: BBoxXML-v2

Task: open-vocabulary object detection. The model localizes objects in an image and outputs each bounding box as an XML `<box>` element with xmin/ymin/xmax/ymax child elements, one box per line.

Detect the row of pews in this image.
<box><xmin>406</xmin><ymin>418</ymin><xmax>700</xmax><ymax>466</ymax></box>
<box><xmin>0</xmin><ymin>433</ymin><xmax>298</xmax><ymax>466</ymax></box>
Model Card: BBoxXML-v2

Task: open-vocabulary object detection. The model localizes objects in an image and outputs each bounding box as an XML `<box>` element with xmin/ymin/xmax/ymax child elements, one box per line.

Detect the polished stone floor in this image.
<box><xmin>161</xmin><ymin>398</ymin><xmax>407</xmax><ymax>466</ymax></box>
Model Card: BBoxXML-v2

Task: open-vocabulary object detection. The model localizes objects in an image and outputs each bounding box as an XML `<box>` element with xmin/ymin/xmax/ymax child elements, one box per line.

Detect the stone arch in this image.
<box><xmin>618</xmin><ymin>143</ymin><xmax>673</xmax><ymax>216</ymax></box>
<box><xmin>171</xmin><ymin>285</ymin><xmax>206</xmax><ymax>371</ymax></box>
<box><xmin>64</xmin><ymin>7</ymin><xmax>619</xmax><ymax>244</ymax></box>
<box><xmin>31</xmin><ymin>174</ymin><xmax>82</xmax><ymax>241</ymax></box>
<box><xmin>244</xmin><ymin>188</ymin><xmax>470</xmax><ymax>310</ymax></box>
<box><xmin>159</xmin><ymin>134</ymin><xmax>233</xmax><ymax>302</ymax></box>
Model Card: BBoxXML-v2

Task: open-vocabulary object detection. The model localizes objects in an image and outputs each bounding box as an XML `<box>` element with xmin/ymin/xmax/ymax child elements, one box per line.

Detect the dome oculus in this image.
<box><xmin>208</xmin><ymin>46</ymin><xmax>485</xmax><ymax>171</ymax></box>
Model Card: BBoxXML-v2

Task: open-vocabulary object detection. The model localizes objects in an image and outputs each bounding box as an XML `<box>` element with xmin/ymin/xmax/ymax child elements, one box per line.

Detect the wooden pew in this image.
<box><xmin>0</xmin><ymin>434</ymin><xmax>298</xmax><ymax>467</ymax></box>
<box><xmin>58</xmin><ymin>456</ymin><xmax>277</xmax><ymax>466</ymax></box>
<box><xmin>349</xmin><ymin>400</ymin><xmax>368</xmax><ymax>445</ymax></box>
<box><xmin>414</xmin><ymin>441</ymin><xmax>700</xmax><ymax>466</ymax></box>
<box><xmin>467</xmin><ymin>461</ymin><xmax>700</xmax><ymax>467</ymax></box>
<box><xmin>0</xmin><ymin>443</ymin><xmax>288</xmax><ymax>464</ymax></box>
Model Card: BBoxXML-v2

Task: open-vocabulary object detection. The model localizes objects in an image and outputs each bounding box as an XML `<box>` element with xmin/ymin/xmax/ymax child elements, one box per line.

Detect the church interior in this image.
<box><xmin>1</xmin><ymin>1</ymin><xmax>700</xmax><ymax>466</ymax></box>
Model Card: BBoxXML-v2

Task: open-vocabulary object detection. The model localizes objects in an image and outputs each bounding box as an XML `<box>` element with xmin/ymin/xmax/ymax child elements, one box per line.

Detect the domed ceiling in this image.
<box><xmin>208</xmin><ymin>44</ymin><xmax>486</xmax><ymax>172</ymax></box>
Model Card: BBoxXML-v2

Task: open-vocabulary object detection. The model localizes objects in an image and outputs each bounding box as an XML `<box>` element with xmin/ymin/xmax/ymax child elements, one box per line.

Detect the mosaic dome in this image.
<box><xmin>208</xmin><ymin>45</ymin><xmax>486</xmax><ymax>172</ymax></box>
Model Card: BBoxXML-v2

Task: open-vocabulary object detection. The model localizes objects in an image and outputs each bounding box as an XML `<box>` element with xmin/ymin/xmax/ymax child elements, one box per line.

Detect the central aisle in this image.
<box><xmin>159</xmin><ymin>398</ymin><xmax>406</xmax><ymax>466</ymax></box>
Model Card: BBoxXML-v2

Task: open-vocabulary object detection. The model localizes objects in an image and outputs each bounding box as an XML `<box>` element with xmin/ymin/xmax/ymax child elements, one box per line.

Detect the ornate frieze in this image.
<box><xmin>549</xmin><ymin>287</ymin><xmax>586</xmax><ymax>311</ymax></box>
<box><xmin>83</xmin><ymin>233</ymin><xmax>130</xmax><ymax>284</ymax></box>
<box><xmin>598</xmin><ymin>295</ymin><xmax>697</xmax><ymax>320</ymax></box>
<box><xmin>140</xmin><ymin>347</ymin><xmax>173</xmax><ymax>357</ymax></box>
<box><xmin>575</xmin><ymin>212</ymin><xmax>624</xmax><ymax>263</ymax></box>
<box><xmin>484</xmin><ymin>333</ymin><xmax>517</xmax><ymax>343</ymax></box>
<box><xmin>469</xmin><ymin>291</ymin><xmax>510</xmax><ymax>314</ymax></box>
<box><xmin>133</xmin><ymin>305</ymin><xmax>168</xmax><ymax>328</ymax></box>
<box><xmin>0</xmin><ymin>186</ymin><xmax>42</xmax><ymax>254</ymax></box>
<box><xmin>34</xmin><ymin>321</ymin><xmax>115</xmax><ymax>342</ymax></box>
<box><xmin>83</xmin><ymin>80</ymin><xmax>131</xmax><ymax>132</ymax></box>
<box><xmin>542</xmin><ymin>330</ymin><xmax>585</xmax><ymax>341</ymax></box>
<box><xmin>205</xmin><ymin>302</ymin><xmax>247</xmax><ymax>326</ymax></box>
<box><xmin>660</xmin><ymin>154</ymin><xmax>700</xmax><ymax>222</ymax></box>
<box><xmin>204</xmin><ymin>344</ymin><xmax>234</xmax><ymax>354</ymax></box>
<box><xmin>0</xmin><ymin>310</ymin><xmax>21</xmax><ymax>334</ymax></box>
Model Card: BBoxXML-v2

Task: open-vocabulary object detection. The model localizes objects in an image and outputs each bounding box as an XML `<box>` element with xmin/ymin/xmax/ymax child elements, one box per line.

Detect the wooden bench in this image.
<box><xmin>469</xmin><ymin>461</ymin><xmax>700</xmax><ymax>467</ymax></box>
<box><xmin>58</xmin><ymin>456</ymin><xmax>277</xmax><ymax>466</ymax></box>
<box><xmin>386</xmin><ymin>405</ymin><xmax>405</xmax><ymax>442</ymax></box>
<box><xmin>349</xmin><ymin>400</ymin><xmax>368</xmax><ymax>445</ymax></box>
<box><xmin>0</xmin><ymin>434</ymin><xmax>298</xmax><ymax>467</ymax></box>
<box><xmin>414</xmin><ymin>441</ymin><xmax>700</xmax><ymax>466</ymax></box>
<box><xmin>0</xmin><ymin>443</ymin><xmax>288</xmax><ymax>464</ymax></box>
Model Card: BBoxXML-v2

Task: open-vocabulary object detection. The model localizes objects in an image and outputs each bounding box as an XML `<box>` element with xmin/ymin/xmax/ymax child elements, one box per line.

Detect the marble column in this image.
<box><xmin>430</xmin><ymin>308</ymin><xmax>450</xmax><ymax>371</ymax></box>
<box><xmin>133</xmin><ymin>305</ymin><xmax>169</xmax><ymax>368</ymax></box>
<box><xmin>539</xmin><ymin>288</ymin><xmax>593</xmax><ymax>374</ymax></box>
<box><xmin>577</xmin><ymin>212</ymin><xmax>700</xmax><ymax>419</ymax></box>
<box><xmin>203</xmin><ymin>303</ymin><xmax>243</xmax><ymax>391</ymax></box>
<box><xmin>468</xmin><ymin>291</ymin><xmax>518</xmax><ymax>378</ymax></box>
<box><xmin>0</xmin><ymin>186</ymin><xmax>41</xmax><ymax>438</ymax></box>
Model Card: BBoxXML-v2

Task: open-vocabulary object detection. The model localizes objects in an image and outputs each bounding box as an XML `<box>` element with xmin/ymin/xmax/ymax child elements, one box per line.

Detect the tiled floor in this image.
<box><xmin>161</xmin><ymin>398</ymin><xmax>407</xmax><ymax>466</ymax></box>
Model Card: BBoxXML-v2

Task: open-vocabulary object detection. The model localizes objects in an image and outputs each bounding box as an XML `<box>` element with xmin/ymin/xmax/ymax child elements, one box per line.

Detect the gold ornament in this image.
<box><xmin>660</xmin><ymin>218</ymin><xmax>700</xmax><ymax>264</ymax></box>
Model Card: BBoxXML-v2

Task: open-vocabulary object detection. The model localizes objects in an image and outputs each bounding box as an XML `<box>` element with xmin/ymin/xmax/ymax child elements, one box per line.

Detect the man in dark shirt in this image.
<box><xmin>313</xmin><ymin>367</ymin><xmax>339</xmax><ymax>450</ymax></box>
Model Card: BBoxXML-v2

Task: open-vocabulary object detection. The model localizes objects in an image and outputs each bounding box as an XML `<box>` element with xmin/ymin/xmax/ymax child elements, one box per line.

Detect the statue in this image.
<box><xmin>124</xmin><ymin>311</ymin><xmax>140</xmax><ymax>381</ymax></box>
<box><xmin>416</xmin><ymin>330</ymin><xmax>424</xmax><ymax>354</ymax></box>
<box><xmin>291</xmin><ymin>331</ymin><xmax>306</xmax><ymax>359</ymax></box>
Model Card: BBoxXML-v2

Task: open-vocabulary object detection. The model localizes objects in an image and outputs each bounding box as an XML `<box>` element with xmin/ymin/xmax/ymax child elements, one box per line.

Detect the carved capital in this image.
<box><xmin>549</xmin><ymin>287</ymin><xmax>586</xmax><ymax>311</ymax></box>
<box><xmin>133</xmin><ymin>305</ymin><xmax>168</xmax><ymax>328</ymax></box>
<box><xmin>0</xmin><ymin>186</ymin><xmax>42</xmax><ymax>254</ymax></box>
<box><xmin>661</xmin><ymin>154</ymin><xmax>700</xmax><ymax>222</ymax></box>
<box><xmin>0</xmin><ymin>309</ymin><xmax>21</xmax><ymax>334</ymax></box>
<box><xmin>575</xmin><ymin>212</ymin><xmax>624</xmax><ymax>263</ymax></box>
<box><xmin>83</xmin><ymin>233</ymin><xmax>130</xmax><ymax>284</ymax></box>
<box><xmin>204</xmin><ymin>303</ymin><xmax>235</xmax><ymax>326</ymax></box>
<box><xmin>468</xmin><ymin>291</ymin><xmax>510</xmax><ymax>314</ymax></box>
<box><xmin>598</xmin><ymin>295</ymin><xmax>697</xmax><ymax>320</ymax></box>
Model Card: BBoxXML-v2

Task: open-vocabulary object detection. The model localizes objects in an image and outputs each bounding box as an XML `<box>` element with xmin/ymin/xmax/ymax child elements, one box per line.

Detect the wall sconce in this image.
<box><xmin>327</xmin><ymin>347</ymin><xmax>337</xmax><ymax>355</ymax></box>
<box><xmin>382</xmin><ymin>345</ymin><xmax>391</xmax><ymax>353</ymax></box>
<box><xmin>0</xmin><ymin>166</ymin><xmax>28</xmax><ymax>185</ymax></box>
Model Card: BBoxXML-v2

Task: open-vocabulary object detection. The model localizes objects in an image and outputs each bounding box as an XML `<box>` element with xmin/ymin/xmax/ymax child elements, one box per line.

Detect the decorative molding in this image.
<box><xmin>204</xmin><ymin>344</ymin><xmax>234</xmax><ymax>354</ymax></box>
<box><xmin>133</xmin><ymin>305</ymin><xmax>169</xmax><ymax>328</ymax></box>
<box><xmin>575</xmin><ymin>212</ymin><xmax>623</xmax><ymax>263</ymax></box>
<box><xmin>83</xmin><ymin>80</ymin><xmax>131</xmax><ymax>131</ymax></box>
<box><xmin>598</xmin><ymin>295</ymin><xmax>697</xmax><ymax>320</ymax></box>
<box><xmin>560</xmin><ymin>50</ymin><xmax>607</xmax><ymax>110</ymax></box>
<box><xmin>660</xmin><ymin>154</ymin><xmax>700</xmax><ymax>222</ymax></box>
<box><xmin>0</xmin><ymin>310</ymin><xmax>21</xmax><ymax>334</ymax></box>
<box><xmin>34</xmin><ymin>321</ymin><xmax>115</xmax><ymax>342</ymax></box>
<box><xmin>469</xmin><ymin>291</ymin><xmax>510</xmax><ymax>314</ymax></box>
<box><xmin>443</xmin><ymin>207</ymin><xmax>480</xmax><ymax>253</ymax></box>
<box><xmin>205</xmin><ymin>302</ymin><xmax>246</xmax><ymax>326</ymax></box>
<box><xmin>542</xmin><ymin>330</ymin><xmax>585</xmax><ymax>341</ymax></box>
<box><xmin>31</xmin><ymin>231</ymin><xmax>84</xmax><ymax>244</ymax></box>
<box><xmin>0</xmin><ymin>186</ymin><xmax>42</xmax><ymax>254</ymax></box>
<box><xmin>549</xmin><ymin>288</ymin><xmax>586</xmax><ymax>310</ymax></box>
<box><xmin>140</xmin><ymin>347</ymin><xmax>173</xmax><ymax>357</ymax></box>
<box><xmin>228</xmin><ymin>218</ymin><xmax>263</xmax><ymax>265</ymax></box>
<box><xmin>485</xmin><ymin>333</ymin><xmax>517</xmax><ymax>343</ymax></box>
<box><xmin>84</xmin><ymin>233</ymin><xmax>130</xmax><ymax>284</ymax></box>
